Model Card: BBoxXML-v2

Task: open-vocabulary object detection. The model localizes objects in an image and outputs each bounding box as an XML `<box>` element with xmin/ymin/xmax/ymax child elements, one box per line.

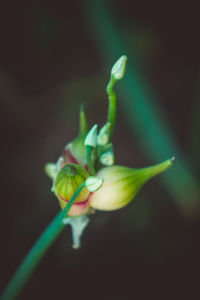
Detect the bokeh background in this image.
<box><xmin>1</xmin><ymin>0</ymin><xmax>200</xmax><ymax>299</ymax></box>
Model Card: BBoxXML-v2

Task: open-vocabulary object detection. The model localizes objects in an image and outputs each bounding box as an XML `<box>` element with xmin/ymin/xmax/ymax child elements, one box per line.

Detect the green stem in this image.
<box><xmin>1</xmin><ymin>183</ymin><xmax>85</xmax><ymax>300</ymax></box>
<box><xmin>106</xmin><ymin>76</ymin><xmax>117</xmax><ymax>137</ymax></box>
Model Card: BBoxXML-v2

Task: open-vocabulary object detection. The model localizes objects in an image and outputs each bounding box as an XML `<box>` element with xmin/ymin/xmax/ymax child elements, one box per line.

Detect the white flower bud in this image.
<box><xmin>100</xmin><ymin>151</ymin><xmax>114</xmax><ymax>166</ymax></box>
<box><xmin>97</xmin><ymin>123</ymin><xmax>111</xmax><ymax>146</ymax></box>
<box><xmin>111</xmin><ymin>55</ymin><xmax>127</xmax><ymax>80</ymax></box>
<box><xmin>84</xmin><ymin>124</ymin><xmax>98</xmax><ymax>147</ymax></box>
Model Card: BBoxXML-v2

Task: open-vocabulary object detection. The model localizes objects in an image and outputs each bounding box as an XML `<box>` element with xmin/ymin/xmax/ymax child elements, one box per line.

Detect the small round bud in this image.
<box><xmin>100</xmin><ymin>151</ymin><xmax>114</xmax><ymax>166</ymax></box>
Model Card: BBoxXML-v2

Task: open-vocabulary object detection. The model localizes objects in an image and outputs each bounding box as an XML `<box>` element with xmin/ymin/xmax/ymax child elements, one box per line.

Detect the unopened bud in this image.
<box><xmin>111</xmin><ymin>55</ymin><xmax>127</xmax><ymax>80</ymax></box>
<box><xmin>63</xmin><ymin>107</ymin><xmax>88</xmax><ymax>166</ymax></box>
<box><xmin>90</xmin><ymin>158</ymin><xmax>174</xmax><ymax>211</ymax></box>
<box><xmin>84</xmin><ymin>124</ymin><xmax>98</xmax><ymax>147</ymax></box>
<box><xmin>53</xmin><ymin>164</ymin><xmax>90</xmax><ymax>216</ymax></box>
<box><xmin>97</xmin><ymin>123</ymin><xmax>111</xmax><ymax>146</ymax></box>
<box><xmin>100</xmin><ymin>151</ymin><xmax>114</xmax><ymax>166</ymax></box>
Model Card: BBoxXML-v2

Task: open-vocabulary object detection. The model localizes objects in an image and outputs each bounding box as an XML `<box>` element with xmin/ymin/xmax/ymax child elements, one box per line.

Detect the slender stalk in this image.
<box><xmin>106</xmin><ymin>76</ymin><xmax>117</xmax><ymax>137</ymax></box>
<box><xmin>1</xmin><ymin>183</ymin><xmax>85</xmax><ymax>300</ymax></box>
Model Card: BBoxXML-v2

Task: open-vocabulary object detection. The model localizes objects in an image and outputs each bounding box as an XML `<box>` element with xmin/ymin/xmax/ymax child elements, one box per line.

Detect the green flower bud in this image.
<box><xmin>89</xmin><ymin>158</ymin><xmax>174</xmax><ymax>211</ymax></box>
<box><xmin>53</xmin><ymin>164</ymin><xmax>90</xmax><ymax>216</ymax></box>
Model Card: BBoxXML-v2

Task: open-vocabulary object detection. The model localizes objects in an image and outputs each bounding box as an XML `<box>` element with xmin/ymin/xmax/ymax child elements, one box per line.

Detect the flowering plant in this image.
<box><xmin>45</xmin><ymin>55</ymin><xmax>174</xmax><ymax>248</ymax></box>
<box><xmin>2</xmin><ymin>56</ymin><xmax>174</xmax><ymax>300</ymax></box>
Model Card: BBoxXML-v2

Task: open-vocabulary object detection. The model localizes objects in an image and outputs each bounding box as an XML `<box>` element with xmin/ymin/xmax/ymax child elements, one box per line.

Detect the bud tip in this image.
<box><xmin>85</xmin><ymin>176</ymin><xmax>104</xmax><ymax>192</ymax></box>
<box><xmin>64</xmin><ymin>164</ymin><xmax>76</xmax><ymax>176</ymax></box>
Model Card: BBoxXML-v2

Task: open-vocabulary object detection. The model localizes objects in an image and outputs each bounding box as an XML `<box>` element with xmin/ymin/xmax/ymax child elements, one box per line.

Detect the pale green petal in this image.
<box><xmin>45</xmin><ymin>163</ymin><xmax>58</xmax><ymax>180</ymax></box>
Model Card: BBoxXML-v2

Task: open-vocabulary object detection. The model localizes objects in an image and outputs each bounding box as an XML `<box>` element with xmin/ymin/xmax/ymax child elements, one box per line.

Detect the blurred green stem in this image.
<box><xmin>1</xmin><ymin>183</ymin><xmax>85</xmax><ymax>300</ymax></box>
<box><xmin>83</xmin><ymin>0</ymin><xmax>200</xmax><ymax>215</ymax></box>
<box><xmin>188</xmin><ymin>74</ymin><xmax>200</xmax><ymax>169</ymax></box>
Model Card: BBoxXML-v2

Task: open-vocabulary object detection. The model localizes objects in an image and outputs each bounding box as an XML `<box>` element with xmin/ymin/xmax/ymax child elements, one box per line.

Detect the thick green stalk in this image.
<box><xmin>1</xmin><ymin>183</ymin><xmax>85</xmax><ymax>300</ymax></box>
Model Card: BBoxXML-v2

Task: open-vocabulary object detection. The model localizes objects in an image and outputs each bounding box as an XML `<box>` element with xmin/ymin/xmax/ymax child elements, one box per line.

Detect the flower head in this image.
<box><xmin>45</xmin><ymin>56</ymin><xmax>174</xmax><ymax>247</ymax></box>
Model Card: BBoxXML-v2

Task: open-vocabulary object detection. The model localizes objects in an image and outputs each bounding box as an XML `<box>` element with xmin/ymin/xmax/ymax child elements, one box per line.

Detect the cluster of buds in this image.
<box><xmin>45</xmin><ymin>55</ymin><xmax>174</xmax><ymax>248</ymax></box>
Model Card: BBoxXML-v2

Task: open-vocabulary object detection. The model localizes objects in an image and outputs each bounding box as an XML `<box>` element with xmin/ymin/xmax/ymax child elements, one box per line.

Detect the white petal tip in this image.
<box><xmin>84</xmin><ymin>124</ymin><xmax>98</xmax><ymax>147</ymax></box>
<box><xmin>85</xmin><ymin>176</ymin><xmax>104</xmax><ymax>192</ymax></box>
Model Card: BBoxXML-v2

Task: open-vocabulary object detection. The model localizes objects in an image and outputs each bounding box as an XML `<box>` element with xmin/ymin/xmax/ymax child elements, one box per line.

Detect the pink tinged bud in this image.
<box><xmin>59</xmin><ymin>198</ymin><xmax>90</xmax><ymax>217</ymax></box>
<box><xmin>63</xmin><ymin>138</ymin><xmax>87</xmax><ymax>166</ymax></box>
<box><xmin>89</xmin><ymin>158</ymin><xmax>174</xmax><ymax>211</ymax></box>
<box><xmin>62</xmin><ymin>106</ymin><xmax>89</xmax><ymax>166</ymax></box>
<box><xmin>53</xmin><ymin>164</ymin><xmax>90</xmax><ymax>216</ymax></box>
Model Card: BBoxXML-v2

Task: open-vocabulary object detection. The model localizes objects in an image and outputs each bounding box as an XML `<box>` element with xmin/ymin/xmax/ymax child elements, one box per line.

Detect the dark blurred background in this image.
<box><xmin>0</xmin><ymin>0</ymin><xmax>200</xmax><ymax>299</ymax></box>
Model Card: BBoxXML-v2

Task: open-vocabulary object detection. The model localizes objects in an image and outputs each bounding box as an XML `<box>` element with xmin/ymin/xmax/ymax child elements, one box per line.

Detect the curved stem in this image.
<box><xmin>1</xmin><ymin>183</ymin><xmax>85</xmax><ymax>300</ymax></box>
<box><xmin>106</xmin><ymin>76</ymin><xmax>117</xmax><ymax>137</ymax></box>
